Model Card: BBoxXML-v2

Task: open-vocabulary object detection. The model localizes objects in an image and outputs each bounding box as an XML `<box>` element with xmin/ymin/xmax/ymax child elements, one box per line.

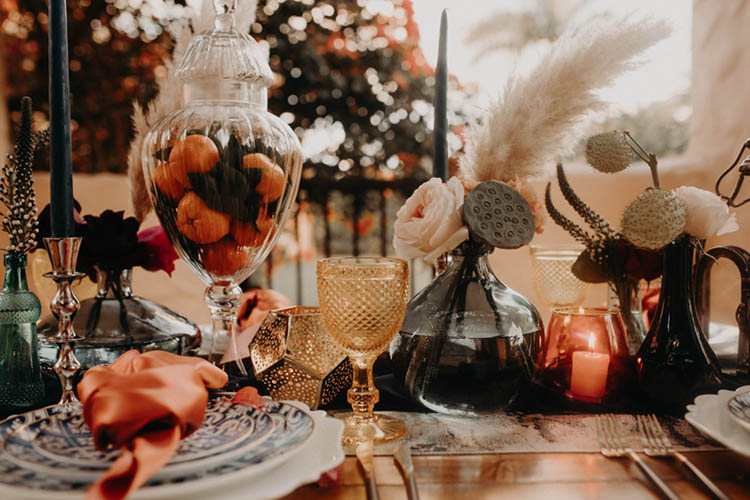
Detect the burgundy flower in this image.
<box><xmin>79</xmin><ymin>210</ymin><xmax>142</xmax><ymax>278</ymax></box>
<box><xmin>616</xmin><ymin>238</ymin><xmax>663</xmax><ymax>282</ymax></box>
<box><xmin>137</xmin><ymin>226</ymin><xmax>178</xmax><ymax>276</ymax></box>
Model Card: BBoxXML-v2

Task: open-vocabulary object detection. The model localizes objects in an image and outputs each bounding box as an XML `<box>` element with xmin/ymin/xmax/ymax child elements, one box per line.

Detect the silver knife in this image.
<box><xmin>356</xmin><ymin>440</ymin><xmax>380</xmax><ymax>500</ymax></box>
<box><xmin>394</xmin><ymin>443</ymin><xmax>420</xmax><ymax>500</ymax></box>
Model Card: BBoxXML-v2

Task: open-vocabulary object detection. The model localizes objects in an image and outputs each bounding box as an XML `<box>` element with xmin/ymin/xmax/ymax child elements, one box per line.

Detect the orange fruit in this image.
<box><xmin>231</xmin><ymin>210</ymin><xmax>274</xmax><ymax>247</ymax></box>
<box><xmin>202</xmin><ymin>237</ymin><xmax>251</xmax><ymax>277</ymax></box>
<box><xmin>153</xmin><ymin>163</ymin><xmax>186</xmax><ymax>201</ymax></box>
<box><xmin>176</xmin><ymin>192</ymin><xmax>230</xmax><ymax>244</ymax></box>
<box><xmin>243</xmin><ymin>153</ymin><xmax>286</xmax><ymax>203</ymax></box>
<box><xmin>168</xmin><ymin>134</ymin><xmax>220</xmax><ymax>190</ymax></box>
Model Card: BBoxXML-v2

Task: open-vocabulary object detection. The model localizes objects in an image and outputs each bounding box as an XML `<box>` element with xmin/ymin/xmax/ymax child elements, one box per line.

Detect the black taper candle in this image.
<box><xmin>433</xmin><ymin>9</ymin><xmax>448</xmax><ymax>182</ymax></box>
<box><xmin>48</xmin><ymin>0</ymin><xmax>75</xmax><ymax>237</ymax></box>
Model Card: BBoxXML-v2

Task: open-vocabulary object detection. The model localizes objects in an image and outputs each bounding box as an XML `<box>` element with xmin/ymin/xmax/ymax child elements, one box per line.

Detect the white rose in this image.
<box><xmin>673</xmin><ymin>186</ymin><xmax>739</xmax><ymax>239</ymax></box>
<box><xmin>393</xmin><ymin>177</ymin><xmax>470</xmax><ymax>262</ymax></box>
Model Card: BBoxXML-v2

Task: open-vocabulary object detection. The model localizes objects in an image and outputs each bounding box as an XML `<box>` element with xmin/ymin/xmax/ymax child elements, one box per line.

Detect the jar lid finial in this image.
<box><xmin>176</xmin><ymin>0</ymin><xmax>272</xmax><ymax>87</ymax></box>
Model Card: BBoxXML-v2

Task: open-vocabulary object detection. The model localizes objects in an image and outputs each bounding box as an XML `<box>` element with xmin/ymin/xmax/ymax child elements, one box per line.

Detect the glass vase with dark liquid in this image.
<box><xmin>390</xmin><ymin>241</ymin><xmax>544</xmax><ymax>415</ymax></box>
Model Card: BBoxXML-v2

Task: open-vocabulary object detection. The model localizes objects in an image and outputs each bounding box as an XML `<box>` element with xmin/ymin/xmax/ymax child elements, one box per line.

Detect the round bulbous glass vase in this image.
<box><xmin>37</xmin><ymin>268</ymin><xmax>201</xmax><ymax>370</ymax></box>
<box><xmin>389</xmin><ymin>240</ymin><xmax>544</xmax><ymax>415</ymax></box>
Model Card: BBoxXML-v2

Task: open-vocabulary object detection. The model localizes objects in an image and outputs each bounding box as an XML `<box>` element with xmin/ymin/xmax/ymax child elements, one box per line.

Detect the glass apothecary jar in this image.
<box><xmin>141</xmin><ymin>1</ymin><xmax>303</xmax><ymax>363</ymax></box>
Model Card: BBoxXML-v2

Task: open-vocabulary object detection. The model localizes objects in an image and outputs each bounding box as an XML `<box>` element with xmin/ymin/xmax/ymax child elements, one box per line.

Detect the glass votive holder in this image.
<box><xmin>249</xmin><ymin>306</ymin><xmax>351</xmax><ymax>410</ymax></box>
<box><xmin>537</xmin><ymin>307</ymin><xmax>632</xmax><ymax>404</ymax></box>
<box><xmin>529</xmin><ymin>244</ymin><xmax>590</xmax><ymax>308</ymax></box>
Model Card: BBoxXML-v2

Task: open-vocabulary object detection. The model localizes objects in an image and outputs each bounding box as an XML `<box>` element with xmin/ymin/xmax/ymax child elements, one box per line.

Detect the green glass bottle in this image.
<box><xmin>0</xmin><ymin>252</ymin><xmax>44</xmax><ymax>411</ymax></box>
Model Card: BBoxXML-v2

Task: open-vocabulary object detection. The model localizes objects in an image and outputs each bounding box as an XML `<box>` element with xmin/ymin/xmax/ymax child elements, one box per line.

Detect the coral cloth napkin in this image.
<box><xmin>220</xmin><ymin>288</ymin><xmax>292</xmax><ymax>364</ymax></box>
<box><xmin>236</xmin><ymin>288</ymin><xmax>292</xmax><ymax>332</ymax></box>
<box><xmin>77</xmin><ymin>350</ymin><xmax>228</xmax><ymax>500</ymax></box>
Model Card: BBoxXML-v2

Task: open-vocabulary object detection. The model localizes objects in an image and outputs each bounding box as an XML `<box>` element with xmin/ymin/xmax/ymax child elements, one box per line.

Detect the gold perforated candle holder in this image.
<box><xmin>250</xmin><ymin>306</ymin><xmax>351</xmax><ymax>409</ymax></box>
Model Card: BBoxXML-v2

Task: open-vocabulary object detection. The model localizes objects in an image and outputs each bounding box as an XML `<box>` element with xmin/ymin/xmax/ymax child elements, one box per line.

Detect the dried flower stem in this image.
<box><xmin>623</xmin><ymin>131</ymin><xmax>660</xmax><ymax>188</ymax></box>
<box><xmin>556</xmin><ymin>164</ymin><xmax>620</xmax><ymax>239</ymax></box>
<box><xmin>544</xmin><ymin>183</ymin><xmax>593</xmax><ymax>246</ymax></box>
<box><xmin>0</xmin><ymin>97</ymin><xmax>44</xmax><ymax>254</ymax></box>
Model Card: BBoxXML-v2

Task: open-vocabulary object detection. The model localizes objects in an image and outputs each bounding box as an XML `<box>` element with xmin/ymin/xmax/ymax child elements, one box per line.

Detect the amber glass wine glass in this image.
<box><xmin>317</xmin><ymin>257</ymin><xmax>409</xmax><ymax>444</ymax></box>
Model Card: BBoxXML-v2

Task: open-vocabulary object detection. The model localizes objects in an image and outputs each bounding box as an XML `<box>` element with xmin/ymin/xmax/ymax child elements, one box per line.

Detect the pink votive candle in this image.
<box><xmin>570</xmin><ymin>349</ymin><xmax>610</xmax><ymax>401</ymax></box>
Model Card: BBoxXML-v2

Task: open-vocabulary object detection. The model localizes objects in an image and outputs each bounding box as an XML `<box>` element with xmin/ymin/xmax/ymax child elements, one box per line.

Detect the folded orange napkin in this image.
<box><xmin>77</xmin><ymin>350</ymin><xmax>228</xmax><ymax>500</ymax></box>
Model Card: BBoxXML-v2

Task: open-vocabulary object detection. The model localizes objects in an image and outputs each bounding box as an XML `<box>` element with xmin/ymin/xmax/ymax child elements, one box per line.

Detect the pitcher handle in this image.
<box><xmin>696</xmin><ymin>245</ymin><xmax>750</xmax><ymax>377</ymax></box>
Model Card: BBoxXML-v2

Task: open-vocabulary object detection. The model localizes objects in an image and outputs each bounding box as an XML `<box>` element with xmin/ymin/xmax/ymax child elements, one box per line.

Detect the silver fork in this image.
<box><xmin>637</xmin><ymin>414</ymin><xmax>733</xmax><ymax>500</ymax></box>
<box><xmin>596</xmin><ymin>414</ymin><xmax>681</xmax><ymax>500</ymax></box>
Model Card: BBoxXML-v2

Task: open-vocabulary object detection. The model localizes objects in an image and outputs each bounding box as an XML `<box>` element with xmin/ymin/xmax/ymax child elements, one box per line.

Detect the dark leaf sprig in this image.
<box><xmin>0</xmin><ymin>97</ymin><xmax>47</xmax><ymax>254</ymax></box>
<box><xmin>556</xmin><ymin>164</ymin><xmax>620</xmax><ymax>240</ymax></box>
<box><xmin>544</xmin><ymin>183</ymin><xmax>593</xmax><ymax>247</ymax></box>
<box><xmin>545</xmin><ymin>164</ymin><xmax>614</xmax><ymax>270</ymax></box>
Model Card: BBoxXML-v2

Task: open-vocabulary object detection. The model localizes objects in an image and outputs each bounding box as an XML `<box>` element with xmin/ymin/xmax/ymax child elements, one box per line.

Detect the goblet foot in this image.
<box><xmin>338</xmin><ymin>413</ymin><xmax>406</xmax><ymax>445</ymax></box>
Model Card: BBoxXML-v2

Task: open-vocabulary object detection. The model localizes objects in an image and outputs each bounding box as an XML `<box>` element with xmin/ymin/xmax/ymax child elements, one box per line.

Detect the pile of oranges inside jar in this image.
<box><xmin>151</xmin><ymin>130</ymin><xmax>288</xmax><ymax>282</ymax></box>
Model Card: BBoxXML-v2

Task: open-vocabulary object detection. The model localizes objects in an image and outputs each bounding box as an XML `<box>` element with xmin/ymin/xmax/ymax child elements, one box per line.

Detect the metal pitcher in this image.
<box><xmin>695</xmin><ymin>140</ymin><xmax>750</xmax><ymax>383</ymax></box>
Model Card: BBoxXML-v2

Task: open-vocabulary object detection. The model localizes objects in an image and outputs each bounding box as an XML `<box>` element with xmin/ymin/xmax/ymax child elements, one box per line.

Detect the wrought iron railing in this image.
<box><xmin>254</xmin><ymin>174</ymin><xmax>425</xmax><ymax>304</ymax></box>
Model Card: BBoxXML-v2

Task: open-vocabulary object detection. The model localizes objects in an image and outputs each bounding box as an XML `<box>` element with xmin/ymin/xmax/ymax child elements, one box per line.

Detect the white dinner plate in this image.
<box><xmin>685</xmin><ymin>385</ymin><xmax>750</xmax><ymax>457</ymax></box>
<box><xmin>2</xmin><ymin>399</ymin><xmax>275</xmax><ymax>481</ymax></box>
<box><xmin>0</xmin><ymin>398</ymin><xmax>323</xmax><ymax>499</ymax></box>
<box><xmin>133</xmin><ymin>407</ymin><xmax>344</xmax><ymax>500</ymax></box>
<box><xmin>727</xmin><ymin>390</ymin><xmax>750</xmax><ymax>432</ymax></box>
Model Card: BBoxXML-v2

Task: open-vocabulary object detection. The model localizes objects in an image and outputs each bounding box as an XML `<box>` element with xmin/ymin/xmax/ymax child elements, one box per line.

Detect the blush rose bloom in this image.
<box><xmin>393</xmin><ymin>177</ymin><xmax>470</xmax><ymax>262</ymax></box>
<box><xmin>673</xmin><ymin>186</ymin><xmax>739</xmax><ymax>240</ymax></box>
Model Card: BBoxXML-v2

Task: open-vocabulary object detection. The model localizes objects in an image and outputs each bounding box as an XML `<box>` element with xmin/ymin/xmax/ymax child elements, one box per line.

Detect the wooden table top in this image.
<box><xmin>282</xmin><ymin>450</ymin><xmax>750</xmax><ymax>500</ymax></box>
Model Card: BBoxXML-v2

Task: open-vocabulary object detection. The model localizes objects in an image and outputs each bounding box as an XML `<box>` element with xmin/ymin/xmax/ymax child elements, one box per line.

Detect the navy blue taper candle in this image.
<box><xmin>48</xmin><ymin>0</ymin><xmax>74</xmax><ymax>237</ymax></box>
<box><xmin>433</xmin><ymin>9</ymin><xmax>448</xmax><ymax>181</ymax></box>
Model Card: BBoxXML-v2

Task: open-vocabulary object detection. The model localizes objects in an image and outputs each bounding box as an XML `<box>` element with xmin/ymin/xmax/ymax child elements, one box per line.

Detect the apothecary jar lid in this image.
<box><xmin>176</xmin><ymin>0</ymin><xmax>273</xmax><ymax>87</ymax></box>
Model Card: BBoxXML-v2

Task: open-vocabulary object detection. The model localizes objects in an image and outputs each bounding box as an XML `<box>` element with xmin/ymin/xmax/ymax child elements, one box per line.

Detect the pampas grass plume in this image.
<box><xmin>459</xmin><ymin>16</ymin><xmax>670</xmax><ymax>185</ymax></box>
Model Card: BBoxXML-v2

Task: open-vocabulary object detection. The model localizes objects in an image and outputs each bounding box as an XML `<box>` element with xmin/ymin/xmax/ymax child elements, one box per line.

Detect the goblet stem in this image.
<box><xmin>348</xmin><ymin>356</ymin><xmax>378</xmax><ymax>421</ymax></box>
<box><xmin>341</xmin><ymin>354</ymin><xmax>406</xmax><ymax>445</ymax></box>
<box><xmin>204</xmin><ymin>284</ymin><xmax>247</xmax><ymax>375</ymax></box>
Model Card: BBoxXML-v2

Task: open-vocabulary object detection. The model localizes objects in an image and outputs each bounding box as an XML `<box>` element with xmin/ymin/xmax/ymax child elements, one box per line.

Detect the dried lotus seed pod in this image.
<box><xmin>621</xmin><ymin>189</ymin><xmax>686</xmax><ymax>250</ymax></box>
<box><xmin>585</xmin><ymin>131</ymin><xmax>632</xmax><ymax>173</ymax></box>
<box><xmin>463</xmin><ymin>180</ymin><xmax>535</xmax><ymax>249</ymax></box>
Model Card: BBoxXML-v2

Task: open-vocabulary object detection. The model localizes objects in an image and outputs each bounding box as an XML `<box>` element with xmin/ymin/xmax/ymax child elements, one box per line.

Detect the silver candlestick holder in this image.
<box><xmin>43</xmin><ymin>237</ymin><xmax>85</xmax><ymax>404</ymax></box>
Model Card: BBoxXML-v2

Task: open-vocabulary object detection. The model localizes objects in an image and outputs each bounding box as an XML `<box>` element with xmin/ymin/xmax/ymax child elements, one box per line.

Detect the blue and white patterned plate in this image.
<box><xmin>31</xmin><ymin>398</ymin><xmax>268</xmax><ymax>468</ymax></box>
<box><xmin>727</xmin><ymin>391</ymin><xmax>750</xmax><ymax>432</ymax></box>
<box><xmin>3</xmin><ymin>399</ymin><xmax>274</xmax><ymax>481</ymax></box>
<box><xmin>0</xmin><ymin>397</ymin><xmax>314</xmax><ymax>499</ymax></box>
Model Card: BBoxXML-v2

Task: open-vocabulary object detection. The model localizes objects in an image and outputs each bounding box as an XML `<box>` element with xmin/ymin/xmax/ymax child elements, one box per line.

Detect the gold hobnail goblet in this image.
<box><xmin>530</xmin><ymin>244</ymin><xmax>590</xmax><ymax>308</ymax></box>
<box><xmin>317</xmin><ymin>257</ymin><xmax>409</xmax><ymax>444</ymax></box>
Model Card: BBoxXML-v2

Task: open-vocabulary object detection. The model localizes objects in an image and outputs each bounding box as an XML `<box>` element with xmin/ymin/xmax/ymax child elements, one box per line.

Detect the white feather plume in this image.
<box><xmin>127</xmin><ymin>0</ymin><xmax>259</xmax><ymax>221</ymax></box>
<box><xmin>459</xmin><ymin>16</ymin><xmax>670</xmax><ymax>185</ymax></box>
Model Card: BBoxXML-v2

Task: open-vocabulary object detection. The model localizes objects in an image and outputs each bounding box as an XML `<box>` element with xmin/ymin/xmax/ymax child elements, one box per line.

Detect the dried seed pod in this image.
<box><xmin>621</xmin><ymin>189</ymin><xmax>686</xmax><ymax>249</ymax></box>
<box><xmin>585</xmin><ymin>131</ymin><xmax>632</xmax><ymax>173</ymax></box>
<box><xmin>463</xmin><ymin>180</ymin><xmax>535</xmax><ymax>249</ymax></box>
